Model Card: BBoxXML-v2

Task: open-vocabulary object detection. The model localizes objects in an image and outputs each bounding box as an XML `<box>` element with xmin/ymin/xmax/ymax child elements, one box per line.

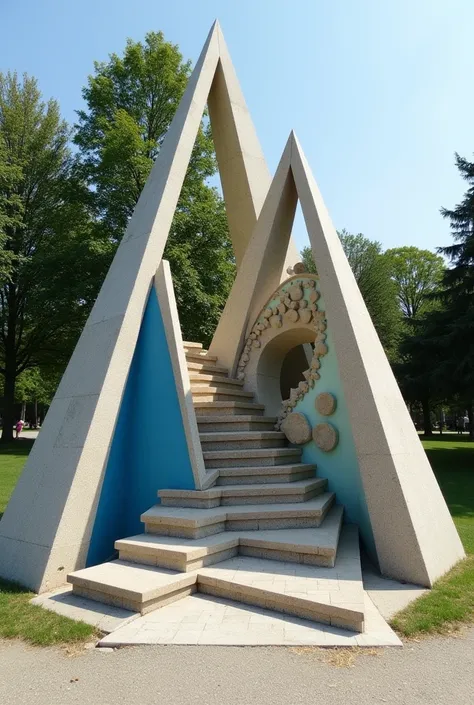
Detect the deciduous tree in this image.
<box><xmin>74</xmin><ymin>32</ymin><xmax>234</xmax><ymax>345</ymax></box>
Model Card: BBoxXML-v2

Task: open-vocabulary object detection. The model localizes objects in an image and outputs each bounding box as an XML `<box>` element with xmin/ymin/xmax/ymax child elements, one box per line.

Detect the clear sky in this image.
<box><xmin>1</xmin><ymin>0</ymin><xmax>473</xmax><ymax>254</ymax></box>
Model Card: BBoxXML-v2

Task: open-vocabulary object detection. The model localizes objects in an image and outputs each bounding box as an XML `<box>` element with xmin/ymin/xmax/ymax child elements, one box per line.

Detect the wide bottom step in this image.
<box><xmin>68</xmin><ymin>526</ymin><xmax>363</xmax><ymax>631</ymax></box>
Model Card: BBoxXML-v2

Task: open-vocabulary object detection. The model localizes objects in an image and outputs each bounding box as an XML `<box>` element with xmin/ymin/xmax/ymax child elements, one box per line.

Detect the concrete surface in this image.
<box><xmin>0</xmin><ymin>629</ymin><xmax>472</xmax><ymax>705</ymax></box>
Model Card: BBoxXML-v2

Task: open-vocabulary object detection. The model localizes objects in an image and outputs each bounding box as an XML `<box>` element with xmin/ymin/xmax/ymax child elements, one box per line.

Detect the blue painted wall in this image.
<box><xmin>87</xmin><ymin>286</ymin><xmax>196</xmax><ymax>566</ymax></box>
<box><xmin>293</xmin><ymin>289</ymin><xmax>377</xmax><ymax>560</ymax></box>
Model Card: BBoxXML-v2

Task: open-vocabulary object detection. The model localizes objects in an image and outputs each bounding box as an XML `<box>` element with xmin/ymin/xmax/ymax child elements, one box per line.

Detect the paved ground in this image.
<box><xmin>0</xmin><ymin>630</ymin><xmax>472</xmax><ymax>705</ymax></box>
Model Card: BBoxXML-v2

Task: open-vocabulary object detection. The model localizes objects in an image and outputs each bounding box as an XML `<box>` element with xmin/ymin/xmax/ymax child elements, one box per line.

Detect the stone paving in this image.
<box><xmin>99</xmin><ymin>592</ymin><xmax>400</xmax><ymax>647</ymax></box>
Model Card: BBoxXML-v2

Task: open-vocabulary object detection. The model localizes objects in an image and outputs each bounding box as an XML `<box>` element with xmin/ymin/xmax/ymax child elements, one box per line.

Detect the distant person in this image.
<box><xmin>15</xmin><ymin>419</ymin><xmax>24</xmax><ymax>439</ymax></box>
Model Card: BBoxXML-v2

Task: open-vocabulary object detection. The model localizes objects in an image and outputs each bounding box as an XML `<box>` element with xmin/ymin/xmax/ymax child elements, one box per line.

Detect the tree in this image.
<box><xmin>0</xmin><ymin>72</ymin><xmax>101</xmax><ymax>442</ymax></box>
<box><xmin>74</xmin><ymin>32</ymin><xmax>234</xmax><ymax>344</ymax></box>
<box><xmin>385</xmin><ymin>246</ymin><xmax>445</xmax><ymax>320</ymax></box>
<box><xmin>301</xmin><ymin>230</ymin><xmax>401</xmax><ymax>356</ymax></box>
<box><xmin>433</xmin><ymin>151</ymin><xmax>474</xmax><ymax>435</ymax></box>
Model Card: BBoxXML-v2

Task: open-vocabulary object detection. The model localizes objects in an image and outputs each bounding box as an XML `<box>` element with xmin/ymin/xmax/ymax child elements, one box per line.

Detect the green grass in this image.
<box><xmin>0</xmin><ymin>439</ymin><xmax>33</xmax><ymax>519</ymax></box>
<box><xmin>0</xmin><ymin>440</ymin><xmax>98</xmax><ymax>645</ymax></box>
<box><xmin>391</xmin><ymin>437</ymin><xmax>474</xmax><ymax>637</ymax></box>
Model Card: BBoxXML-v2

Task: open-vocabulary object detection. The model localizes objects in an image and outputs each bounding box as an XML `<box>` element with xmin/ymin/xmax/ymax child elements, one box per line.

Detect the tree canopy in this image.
<box><xmin>74</xmin><ymin>31</ymin><xmax>234</xmax><ymax>344</ymax></box>
<box><xmin>302</xmin><ymin>230</ymin><xmax>400</xmax><ymax>356</ymax></box>
<box><xmin>0</xmin><ymin>72</ymin><xmax>101</xmax><ymax>441</ymax></box>
<box><xmin>385</xmin><ymin>246</ymin><xmax>445</xmax><ymax>319</ymax></box>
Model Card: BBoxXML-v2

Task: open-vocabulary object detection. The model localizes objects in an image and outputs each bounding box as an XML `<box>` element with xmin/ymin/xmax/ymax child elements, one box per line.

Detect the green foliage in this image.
<box><xmin>385</xmin><ymin>246</ymin><xmax>445</xmax><ymax>319</ymax></box>
<box><xmin>302</xmin><ymin>230</ymin><xmax>401</xmax><ymax>356</ymax></box>
<box><xmin>0</xmin><ymin>72</ymin><xmax>101</xmax><ymax>441</ymax></box>
<box><xmin>74</xmin><ymin>31</ymin><xmax>234</xmax><ymax>345</ymax></box>
<box><xmin>440</xmin><ymin>152</ymin><xmax>474</xmax><ymax>296</ymax></box>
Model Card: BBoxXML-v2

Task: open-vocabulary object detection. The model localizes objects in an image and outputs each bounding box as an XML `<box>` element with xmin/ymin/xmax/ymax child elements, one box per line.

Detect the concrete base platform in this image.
<box><xmin>98</xmin><ymin>593</ymin><xmax>401</xmax><ymax>647</ymax></box>
<box><xmin>31</xmin><ymin>563</ymin><xmax>423</xmax><ymax>647</ymax></box>
<box><xmin>30</xmin><ymin>586</ymin><xmax>138</xmax><ymax>633</ymax></box>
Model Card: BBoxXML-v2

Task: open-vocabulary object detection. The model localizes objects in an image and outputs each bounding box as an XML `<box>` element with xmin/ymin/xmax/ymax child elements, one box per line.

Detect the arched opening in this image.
<box><xmin>280</xmin><ymin>345</ymin><xmax>313</xmax><ymax>400</ymax></box>
<box><xmin>254</xmin><ymin>327</ymin><xmax>315</xmax><ymax>416</ymax></box>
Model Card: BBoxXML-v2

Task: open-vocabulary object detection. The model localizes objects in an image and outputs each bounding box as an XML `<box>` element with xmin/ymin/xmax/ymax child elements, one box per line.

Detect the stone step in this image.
<box><xmin>192</xmin><ymin>388</ymin><xmax>255</xmax><ymax>403</ymax></box>
<box><xmin>203</xmin><ymin>447</ymin><xmax>302</xmax><ymax>469</ymax></box>
<box><xmin>187</xmin><ymin>360</ymin><xmax>229</xmax><ymax>377</ymax></box>
<box><xmin>69</xmin><ymin>526</ymin><xmax>364</xmax><ymax>631</ymax></box>
<box><xmin>194</xmin><ymin>401</ymin><xmax>266</xmax><ymax>417</ymax></box>
<box><xmin>116</xmin><ymin>533</ymin><xmax>240</xmax><ymax>572</ymax></box>
<box><xmin>189</xmin><ymin>374</ymin><xmax>244</xmax><ymax>389</ymax></box>
<box><xmin>198</xmin><ymin>532</ymin><xmax>364</xmax><ymax>632</ymax></box>
<box><xmin>216</xmin><ymin>463</ymin><xmax>316</xmax><ymax>485</ymax></box>
<box><xmin>158</xmin><ymin>478</ymin><xmax>327</xmax><ymax>508</ymax></box>
<box><xmin>115</xmin><ymin>506</ymin><xmax>343</xmax><ymax>571</ymax></box>
<box><xmin>199</xmin><ymin>431</ymin><xmax>286</xmax><ymax>451</ymax></box>
<box><xmin>68</xmin><ymin>560</ymin><xmax>196</xmax><ymax>615</ymax></box>
<box><xmin>183</xmin><ymin>341</ymin><xmax>203</xmax><ymax>350</ymax></box>
<box><xmin>185</xmin><ymin>350</ymin><xmax>218</xmax><ymax>363</ymax></box>
<box><xmin>142</xmin><ymin>493</ymin><xmax>335</xmax><ymax>538</ymax></box>
<box><xmin>197</xmin><ymin>415</ymin><xmax>277</xmax><ymax>433</ymax></box>
<box><xmin>238</xmin><ymin>504</ymin><xmax>344</xmax><ymax>567</ymax></box>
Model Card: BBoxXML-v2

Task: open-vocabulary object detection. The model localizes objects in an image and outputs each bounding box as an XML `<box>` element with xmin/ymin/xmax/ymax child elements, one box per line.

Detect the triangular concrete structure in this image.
<box><xmin>210</xmin><ymin>131</ymin><xmax>464</xmax><ymax>586</ymax></box>
<box><xmin>0</xmin><ymin>22</ymin><xmax>297</xmax><ymax>592</ymax></box>
<box><xmin>0</xmin><ymin>20</ymin><xmax>463</xmax><ymax>636</ymax></box>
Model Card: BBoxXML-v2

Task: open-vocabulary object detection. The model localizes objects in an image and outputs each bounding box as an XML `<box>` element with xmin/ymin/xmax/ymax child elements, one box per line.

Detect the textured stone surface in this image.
<box><xmin>281</xmin><ymin>412</ymin><xmax>312</xmax><ymax>445</ymax></box>
<box><xmin>312</xmin><ymin>423</ymin><xmax>339</xmax><ymax>451</ymax></box>
<box><xmin>315</xmin><ymin>392</ymin><xmax>337</xmax><ymax>416</ymax></box>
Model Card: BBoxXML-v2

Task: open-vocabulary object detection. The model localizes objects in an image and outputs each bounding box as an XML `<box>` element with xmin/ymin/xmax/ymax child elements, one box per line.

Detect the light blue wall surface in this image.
<box><xmin>87</xmin><ymin>286</ymin><xmax>196</xmax><ymax>566</ymax></box>
<box><xmin>293</xmin><ymin>290</ymin><xmax>377</xmax><ymax>560</ymax></box>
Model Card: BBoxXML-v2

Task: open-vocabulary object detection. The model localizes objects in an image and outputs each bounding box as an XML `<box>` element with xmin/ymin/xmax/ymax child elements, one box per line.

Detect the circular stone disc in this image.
<box><xmin>315</xmin><ymin>392</ymin><xmax>337</xmax><ymax>416</ymax></box>
<box><xmin>293</xmin><ymin>262</ymin><xmax>307</xmax><ymax>274</ymax></box>
<box><xmin>312</xmin><ymin>422</ymin><xmax>338</xmax><ymax>451</ymax></box>
<box><xmin>281</xmin><ymin>412</ymin><xmax>312</xmax><ymax>445</ymax></box>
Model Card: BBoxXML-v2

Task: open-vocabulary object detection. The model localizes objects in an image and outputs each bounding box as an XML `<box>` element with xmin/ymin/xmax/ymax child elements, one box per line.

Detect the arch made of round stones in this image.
<box><xmin>237</xmin><ymin>274</ymin><xmax>328</xmax><ymax>424</ymax></box>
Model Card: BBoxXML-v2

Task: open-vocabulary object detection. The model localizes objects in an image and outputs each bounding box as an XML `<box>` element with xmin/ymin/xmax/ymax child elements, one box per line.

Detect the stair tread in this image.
<box><xmin>200</xmin><ymin>431</ymin><xmax>285</xmax><ymax>442</ymax></box>
<box><xmin>187</xmin><ymin>361</ymin><xmax>229</xmax><ymax>374</ymax></box>
<box><xmin>159</xmin><ymin>478</ymin><xmax>325</xmax><ymax>498</ymax></box>
<box><xmin>217</xmin><ymin>463</ymin><xmax>315</xmax><ymax>476</ymax></box>
<box><xmin>68</xmin><ymin>560</ymin><xmax>193</xmax><ymax>601</ymax></box>
<box><xmin>197</xmin><ymin>415</ymin><xmax>277</xmax><ymax>423</ymax></box>
<box><xmin>116</xmin><ymin>532</ymin><xmax>240</xmax><ymax>560</ymax></box>
<box><xmin>192</xmin><ymin>388</ymin><xmax>254</xmax><ymax>397</ymax></box>
<box><xmin>193</xmin><ymin>401</ymin><xmax>264</xmax><ymax>408</ymax></box>
<box><xmin>203</xmin><ymin>447</ymin><xmax>301</xmax><ymax>459</ymax></box>
<box><xmin>186</xmin><ymin>351</ymin><xmax>218</xmax><ymax>361</ymax></box>
<box><xmin>238</xmin><ymin>505</ymin><xmax>344</xmax><ymax>554</ymax></box>
<box><xmin>117</xmin><ymin>506</ymin><xmax>343</xmax><ymax>560</ymax></box>
<box><xmin>183</xmin><ymin>341</ymin><xmax>203</xmax><ymax>349</ymax></box>
<box><xmin>190</xmin><ymin>374</ymin><xmax>243</xmax><ymax>386</ymax></box>
<box><xmin>142</xmin><ymin>493</ymin><xmax>335</xmax><ymax>526</ymax></box>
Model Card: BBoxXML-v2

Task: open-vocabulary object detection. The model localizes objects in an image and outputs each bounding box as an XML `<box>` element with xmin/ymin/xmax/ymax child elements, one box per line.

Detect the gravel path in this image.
<box><xmin>0</xmin><ymin>629</ymin><xmax>472</xmax><ymax>705</ymax></box>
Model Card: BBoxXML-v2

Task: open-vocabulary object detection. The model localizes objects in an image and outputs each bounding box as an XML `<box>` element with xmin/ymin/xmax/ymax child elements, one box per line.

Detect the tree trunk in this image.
<box><xmin>467</xmin><ymin>402</ymin><xmax>474</xmax><ymax>440</ymax></box>
<box><xmin>1</xmin><ymin>362</ymin><xmax>16</xmax><ymax>443</ymax></box>
<box><xmin>421</xmin><ymin>398</ymin><xmax>433</xmax><ymax>437</ymax></box>
<box><xmin>1</xmin><ymin>286</ymin><xmax>18</xmax><ymax>443</ymax></box>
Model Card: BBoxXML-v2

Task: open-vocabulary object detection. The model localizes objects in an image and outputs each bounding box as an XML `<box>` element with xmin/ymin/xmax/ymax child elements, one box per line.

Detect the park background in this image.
<box><xmin>0</xmin><ymin>0</ymin><xmax>474</xmax><ymax>641</ymax></box>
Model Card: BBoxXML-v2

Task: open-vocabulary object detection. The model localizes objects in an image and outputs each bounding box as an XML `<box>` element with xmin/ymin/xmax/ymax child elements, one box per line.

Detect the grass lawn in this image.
<box><xmin>0</xmin><ymin>440</ymin><xmax>98</xmax><ymax>646</ymax></box>
<box><xmin>0</xmin><ymin>435</ymin><xmax>473</xmax><ymax>642</ymax></box>
<box><xmin>391</xmin><ymin>436</ymin><xmax>474</xmax><ymax>637</ymax></box>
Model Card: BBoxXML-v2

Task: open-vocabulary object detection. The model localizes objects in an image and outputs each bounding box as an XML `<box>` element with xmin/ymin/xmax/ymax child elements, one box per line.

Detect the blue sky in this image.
<box><xmin>1</xmin><ymin>0</ymin><xmax>473</xmax><ymax>254</ymax></box>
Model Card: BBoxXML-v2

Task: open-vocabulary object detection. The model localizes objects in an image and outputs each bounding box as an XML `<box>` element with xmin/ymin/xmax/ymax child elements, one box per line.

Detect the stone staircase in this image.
<box><xmin>68</xmin><ymin>342</ymin><xmax>366</xmax><ymax>633</ymax></box>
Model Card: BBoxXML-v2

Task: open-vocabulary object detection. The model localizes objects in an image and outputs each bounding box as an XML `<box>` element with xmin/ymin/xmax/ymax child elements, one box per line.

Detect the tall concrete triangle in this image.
<box><xmin>0</xmin><ymin>22</ymin><xmax>296</xmax><ymax>592</ymax></box>
<box><xmin>210</xmin><ymin>131</ymin><xmax>464</xmax><ymax>586</ymax></box>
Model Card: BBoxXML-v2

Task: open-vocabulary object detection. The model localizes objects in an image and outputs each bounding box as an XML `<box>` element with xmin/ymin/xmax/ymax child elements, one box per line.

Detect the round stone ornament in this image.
<box><xmin>293</xmin><ymin>262</ymin><xmax>307</xmax><ymax>274</ymax></box>
<box><xmin>315</xmin><ymin>392</ymin><xmax>337</xmax><ymax>416</ymax></box>
<box><xmin>281</xmin><ymin>412</ymin><xmax>312</xmax><ymax>445</ymax></box>
<box><xmin>312</xmin><ymin>422</ymin><xmax>339</xmax><ymax>451</ymax></box>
